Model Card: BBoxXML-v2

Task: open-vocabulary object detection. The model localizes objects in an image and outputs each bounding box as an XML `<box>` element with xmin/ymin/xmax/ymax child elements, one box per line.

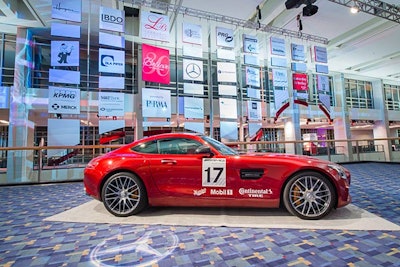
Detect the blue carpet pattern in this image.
<box><xmin>0</xmin><ymin>163</ymin><xmax>399</xmax><ymax>267</ymax></box>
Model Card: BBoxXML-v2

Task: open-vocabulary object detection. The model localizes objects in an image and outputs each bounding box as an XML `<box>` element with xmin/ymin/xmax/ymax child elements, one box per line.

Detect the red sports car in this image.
<box><xmin>84</xmin><ymin>133</ymin><xmax>351</xmax><ymax>220</ymax></box>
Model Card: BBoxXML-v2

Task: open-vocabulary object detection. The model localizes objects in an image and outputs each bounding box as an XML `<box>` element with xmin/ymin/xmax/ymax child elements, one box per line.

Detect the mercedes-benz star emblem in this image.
<box><xmin>185</xmin><ymin>63</ymin><xmax>201</xmax><ymax>79</ymax></box>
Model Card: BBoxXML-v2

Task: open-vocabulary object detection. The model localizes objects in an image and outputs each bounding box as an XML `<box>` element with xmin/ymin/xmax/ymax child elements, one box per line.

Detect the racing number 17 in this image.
<box><xmin>204</xmin><ymin>167</ymin><xmax>224</xmax><ymax>183</ymax></box>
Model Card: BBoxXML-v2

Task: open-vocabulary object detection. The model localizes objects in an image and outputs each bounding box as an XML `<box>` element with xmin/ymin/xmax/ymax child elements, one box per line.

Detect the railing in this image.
<box><xmin>0</xmin><ymin>137</ymin><xmax>399</xmax><ymax>185</ymax></box>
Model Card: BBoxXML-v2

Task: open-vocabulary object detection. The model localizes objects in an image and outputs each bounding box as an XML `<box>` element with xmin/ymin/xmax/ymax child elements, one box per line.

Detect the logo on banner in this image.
<box><xmin>100</xmin><ymin>55</ymin><xmax>123</xmax><ymax>68</ymax></box>
<box><xmin>185</xmin><ymin>63</ymin><xmax>201</xmax><ymax>79</ymax></box>
<box><xmin>52</xmin><ymin>0</ymin><xmax>81</xmax><ymax>22</ymax></box>
<box><xmin>141</xmin><ymin>11</ymin><xmax>169</xmax><ymax>42</ymax></box>
<box><xmin>293</xmin><ymin>73</ymin><xmax>308</xmax><ymax>90</ymax></box>
<box><xmin>101</xmin><ymin>13</ymin><xmax>123</xmax><ymax>25</ymax></box>
<box><xmin>142</xmin><ymin>44</ymin><xmax>170</xmax><ymax>84</ymax></box>
<box><xmin>183</xmin><ymin>22</ymin><xmax>202</xmax><ymax>45</ymax></box>
<box><xmin>216</xmin><ymin>27</ymin><xmax>234</xmax><ymax>48</ymax></box>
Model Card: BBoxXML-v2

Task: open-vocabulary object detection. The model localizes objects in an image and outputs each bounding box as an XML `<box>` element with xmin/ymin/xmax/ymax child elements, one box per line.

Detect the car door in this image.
<box><xmin>147</xmin><ymin>137</ymin><xmax>204</xmax><ymax>197</ymax></box>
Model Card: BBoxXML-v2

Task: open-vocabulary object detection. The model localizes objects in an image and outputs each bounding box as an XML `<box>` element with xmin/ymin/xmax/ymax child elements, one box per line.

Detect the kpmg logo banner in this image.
<box><xmin>270</xmin><ymin>37</ymin><xmax>286</xmax><ymax>56</ymax></box>
<box><xmin>216</xmin><ymin>27</ymin><xmax>234</xmax><ymax>48</ymax></box>
<box><xmin>141</xmin><ymin>11</ymin><xmax>170</xmax><ymax>42</ymax></box>
<box><xmin>98</xmin><ymin>48</ymin><xmax>125</xmax><ymax>74</ymax></box>
<box><xmin>142</xmin><ymin>88</ymin><xmax>171</xmax><ymax>118</ymax></box>
<box><xmin>99</xmin><ymin>6</ymin><xmax>125</xmax><ymax>33</ymax></box>
<box><xmin>48</xmin><ymin>86</ymin><xmax>80</xmax><ymax>114</ymax></box>
<box><xmin>142</xmin><ymin>44</ymin><xmax>170</xmax><ymax>84</ymax></box>
<box><xmin>182</xmin><ymin>22</ymin><xmax>202</xmax><ymax>45</ymax></box>
<box><xmin>52</xmin><ymin>0</ymin><xmax>81</xmax><ymax>22</ymax></box>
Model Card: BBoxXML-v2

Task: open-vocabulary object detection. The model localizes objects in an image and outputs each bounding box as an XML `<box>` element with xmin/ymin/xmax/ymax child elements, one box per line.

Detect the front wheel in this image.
<box><xmin>283</xmin><ymin>172</ymin><xmax>336</xmax><ymax>220</ymax></box>
<box><xmin>101</xmin><ymin>172</ymin><xmax>148</xmax><ymax>217</ymax></box>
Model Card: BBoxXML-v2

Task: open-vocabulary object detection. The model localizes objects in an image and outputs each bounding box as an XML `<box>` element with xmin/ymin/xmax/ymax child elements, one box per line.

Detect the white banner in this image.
<box><xmin>274</xmin><ymin>87</ymin><xmax>289</xmax><ymax>111</ymax></box>
<box><xmin>48</xmin><ymin>86</ymin><xmax>80</xmax><ymax>114</ymax></box>
<box><xmin>291</xmin><ymin>43</ymin><xmax>305</xmax><ymax>61</ymax></box>
<box><xmin>219</xmin><ymin>98</ymin><xmax>237</xmax><ymax>119</ymax></box>
<box><xmin>49</xmin><ymin>69</ymin><xmax>80</xmax><ymax>84</ymax></box>
<box><xmin>243</xmin><ymin>34</ymin><xmax>258</xmax><ymax>53</ymax></box>
<box><xmin>317</xmin><ymin>75</ymin><xmax>330</xmax><ymax>92</ymax></box>
<box><xmin>99</xmin><ymin>32</ymin><xmax>125</xmax><ymax>48</ymax></box>
<box><xmin>319</xmin><ymin>93</ymin><xmax>331</xmax><ymax>112</ymax></box>
<box><xmin>0</xmin><ymin>87</ymin><xmax>9</xmax><ymax>108</ymax></box>
<box><xmin>99</xmin><ymin>76</ymin><xmax>125</xmax><ymax>89</ymax></box>
<box><xmin>99</xmin><ymin>92</ymin><xmax>125</xmax><ymax>117</ymax></box>
<box><xmin>98</xmin><ymin>48</ymin><xmax>125</xmax><ymax>74</ymax></box>
<box><xmin>248</xmin><ymin>123</ymin><xmax>262</xmax><ymax>138</ymax></box>
<box><xmin>184</xmin><ymin>97</ymin><xmax>204</xmax><ymax>119</ymax></box>
<box><xmin>184</xmin><ymin>122</ymin><xmax>205</xmax><ymax>134</ymax></box>
<box><xmin>142</xmin><ymin>88</ymin><xmax>171</xmax><ymax>118</ymax></box>
<box><xmin>220</xmin><ymin>121</ymin><xmax>238</xmax><ymax>140</ymax></box>
<box><xmin>247</xmin><ymin>88</ymin><xmax>261</xmax><ymax>99</ymax></box>
<box><xmin>216</xmin><ymin>27</ymin><xmax>234</xmax><ymax>48</ymax></box>
<box><xmin>314</xmin><ymin>46</ymin><xmax>328</xmax><ymax>63</ymax></box>
<box><xmin>183</xmin><ymin>59</ymin><xmax>203</xmax><ymax>81</ymax></box>
<box><xmin>99</xmin><ymin>120</ymin><xmax>125</xmax><ymax>135</ymax></box>
<box><xmin>51</xmin><ymin>41</ymin><xmax>79</xmax><ymax>67</ymax></box>
<box><xmin>51</xmin><ymin>23</ymin><xmax>80</xmax><ymax>38</ymax></box>
<box><xmin>218</xmin><ymin>84</ymin><xmax>236</xmax><ymax>96</ymax></box>
<box><xmin>182</xmin><ymin>22</ymin><xmax>202</xmax><ymax>45</ymax></box>
<box><xmin>184</xmin><ymin>83</ymin><xmax>204</xmax><ymax>95</ymax></box>
<box><xmin>182</xmin><ymin>45</ymin><xmax>203</xmax><ymax>58</ymax></box>
<box><xmin>270</xmin><ymin>37</ymin><xmax>286</xmax><ymax>56</ymax></box>
<box><xmin>51</xmin><ymin>0</ymin><xmax>81</xmax><ymax>22</ymax></box>
<box><xmin>245</xmin><ymin>66</ymin><xmax>260</xmax><ymax>87</ymax></box>
<box><xmin>216</xmin><ymin>49</ymin><xmax>235</xmax><ymax>61</ymax></box>
<box><xmin>140</xmin><ymin>11</ymin><xmax>170</xmax><ymax>42</ymax></box>
<box><xmin>217</xmin><ymin>62</ymin><xmax>237</xmax><ymax>83</ymax></box>
<box><xmin>99</xmin><ymin>6</ymin><xmax>125</xmax><ymax>33</ymax></box>
<box><xmin>272</xmin><ymin>69</ymin><xmax>288</xmax><ymax>87</ymax></box>
<box><xmin>247</xmin><ymin>101</ymin><xmax>261</xmax><ymax>121</ymax></box>
<box><xmin>47</xmin><ymin>119</ymin><xmax>80</xmax><ymax>157</ymax></box>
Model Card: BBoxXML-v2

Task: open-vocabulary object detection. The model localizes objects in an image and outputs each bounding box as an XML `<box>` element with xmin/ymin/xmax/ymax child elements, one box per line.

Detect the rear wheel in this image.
<box><xmin>102</xmin><ymin>172</ymin><xmax>148</xmax><ymax>217</ymax></box>
<box><xmin>283</xmin><ymin>172</ymin><xmax>336</xmax><ymax>220</ymax></box>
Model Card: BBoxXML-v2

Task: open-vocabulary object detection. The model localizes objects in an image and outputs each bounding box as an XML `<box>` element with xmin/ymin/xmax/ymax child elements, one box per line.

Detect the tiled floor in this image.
<box><xmin>0</xmin><ymin>162</ymin><xmax>399</xmax><ymax>266</ymax></box>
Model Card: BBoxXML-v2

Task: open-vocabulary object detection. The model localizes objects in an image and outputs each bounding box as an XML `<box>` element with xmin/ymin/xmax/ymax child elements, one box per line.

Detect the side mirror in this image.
<box><xmin>195</xmin><ymin>145</ymin><xmax>214</xmax><ymax>156</ymax></box>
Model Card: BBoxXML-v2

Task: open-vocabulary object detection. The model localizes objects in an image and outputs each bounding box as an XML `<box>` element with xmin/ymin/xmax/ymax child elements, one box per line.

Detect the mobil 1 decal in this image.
<box><xmin>202</xmin><ymin>158</ymin><xmax>226</xmax><ymax>187</ymax></box>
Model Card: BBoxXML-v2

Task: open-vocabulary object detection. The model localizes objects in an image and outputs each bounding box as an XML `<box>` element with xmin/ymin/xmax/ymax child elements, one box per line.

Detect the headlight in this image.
<box><xmin>328</xmin><ymin>164</ymin><xmax>347</xmax><ymax>179</ymax></box>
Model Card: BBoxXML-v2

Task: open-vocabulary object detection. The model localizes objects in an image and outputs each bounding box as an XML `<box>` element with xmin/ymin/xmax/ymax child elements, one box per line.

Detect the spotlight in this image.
<box><xmin>285</xmin><ymin>0</ymin><xmax>304</xmax><ymax>9</ymax></box>
<box><xmin>302</xmin><ymin>3</ymin><xmax>318</xmax><ymax>16</ymax></box>
<box><xmin>350</xmin><ymin>0</ymin><xmax>359</xmax><ymax>13</ymax></box>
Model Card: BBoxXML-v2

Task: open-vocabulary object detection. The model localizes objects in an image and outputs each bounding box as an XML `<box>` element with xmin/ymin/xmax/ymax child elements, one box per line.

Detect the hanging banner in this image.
<box><xmin>291</xmin><ymin>43</ymin><xmax>305</xmax><ymax>61</ymax></box>
<box><xmin>51</xmin><ymin>0</ymin><xmax>82</xmax><ymax>22</ymax></box>
<box><xmin>293</xmin><ymin>73</ymin><xmax>308</xmax><ymax>91</ymax></box>
<box><xmin>247</xmin><ymin>101</ymin><xmax>261</xmax><ymax>121</ymax></box>
<box><xmin>184</xmin><ymin>97</ymin><xmax>204</xmax><ymax>119</ymax></box>
<box><xmin>183</xmin><ymin>59</ymin><xmax>203</xmax><ymax>81</ymax></box>
<box><xmin>245</xmin><ymin>66</ymin><xmax>260</xmax><ymax>87</ymax></box>
<box><xmin>98</xmin><ymin>92</ymin><xmax>125</xmax><ymax>117</ymax></box>
<box><xmin>220</xmin><ymin>121</ymin><xmax>238</xmax><ymax>140</ymax></box>
<box><xmin>219</xmin><ymin>98</ymin><xmax>237</xmax><ymax>119</ymax></box>
<box><xmin>272</xmin><ymin>68</ymin><xmax>288</xmax><ymax>87</ymax></box>
<box><xmin>243</xmin><ymin>34</ymin><xmax>258</xmax><ymax>54</ymax></box>
<box><xmin>182</xmin><ymin>22</ymin><xmax>202</xmax><ymax>45</ymax></box>
<box><xmin>49</xmin><ymin>69</ymin><xmax>80</xmax><ymax>85</ymax></box>
<box><xmin>99</xmin><ymin>6</ymin><xmax>125</xmax><ymax>33</ymax></box>
<box><xmin>47</xmin><ymin>119</ymin><xmax>80</xmax><ymax>157</ymax></box>
<box><xmin>317</xmin><ymin>75</ymin><xmax>330</xmax><ymax>92</ymax></box>
<box><xmin>184</xmin><ymin>122</ymin><xmax>205</xmax><ymax>134</ymax></box>
<box><xmin>98</xmin><ymin>48</ymin><xmax>125</xmax><ymax>74</ymax></box>
<box><xmin>98</xmin><ymin>76</ymin><xmax>125</xmax><ymax>89</ymax></box>
<box><xmin>273</xmin><ymin>87</ymin><xmax>289</xmax><ymax>111</ymax></box>
<box><xmin>48</xmin><ymin>86</ymin><xmax>80</xmax><ymax>114</ymax></box>
<box><xmin>140</xmin><ymin>11</ymin><xmax>170</xmax><ymax>42</ymax></box>
<box><xmin>142</xmin><ymin>44</ymin><xmax>170</xmax><ymax>84</ymax></box>
<box><xmin>51</xmin><ymin>41</ymin><xmax>79</xmax><ymax>67</ymax></box>
<box><xmin>99</xmin><ymin>32</ymin><xmax>125</xmax><ymax>48</ymax></box>
<box><xmin>51</xmin><ymin>23</ymin><xmax>81</xmax><ymax>38</ymax></box>
<box><xmin>217</xmin><ymin>62</ymin><xmax>236</xmax><ymax>83</ymax></box>
<box><xmin>0</xmin><ymin>87</ymin><xmax>9</xmax><ymax>108</ymax></box>
<box><xmin>270</xmin><ymin>37</ymin><xmax>286</xmax><ymax>56</ymax></box>
<box><xmin>142</xmin><ymin>88</ymin><xmax>171</xmax><ymax>118</ymax></box>
<box><xmin>314</xmin><ymin>46</ymin><xmax>328</xmax><ymax>63</ymax></box>
<box><xmin>319</xmin><ymin>93</ymin><xmax>331</xmax><ymax>112</ymax></box>
<box><xmin>184</xmin><ymin>83</ymin><xmax>204</xmax><ymax>95</ymax></box>
<box><xmin>216</xmin><ymin>27</ymin><xmax>234</xmax><ymax>48</ymax></box>
<box><xmin>218</xmin><ymin>85</ymin><xmax>237</xmax><ymax>96</ymax></box>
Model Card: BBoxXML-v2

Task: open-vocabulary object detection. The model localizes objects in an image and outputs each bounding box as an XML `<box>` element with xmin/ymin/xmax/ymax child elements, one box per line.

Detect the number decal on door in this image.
<box><xmin>202</xmin><ymin>158</ymin><xmax>226</xmax><ymax>187</ymax></box>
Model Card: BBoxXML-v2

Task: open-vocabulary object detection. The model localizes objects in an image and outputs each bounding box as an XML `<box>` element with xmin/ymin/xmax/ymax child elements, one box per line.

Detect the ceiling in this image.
<box><xmin>0</xmin><ymin>0</ymin><xmax>399</xmax><ymax>83</ymax></box>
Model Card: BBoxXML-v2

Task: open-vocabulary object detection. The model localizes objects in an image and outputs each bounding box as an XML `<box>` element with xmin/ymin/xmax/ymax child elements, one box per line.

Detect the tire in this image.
<box><xmin>101</xmin><ymin>172</ymin><xmax>148</xmax><ymax>217</ymax></box>
<box><xmin>283</xmin><ymin>171</ymin><xmax>336</xmax><ymax>220</ymax></box>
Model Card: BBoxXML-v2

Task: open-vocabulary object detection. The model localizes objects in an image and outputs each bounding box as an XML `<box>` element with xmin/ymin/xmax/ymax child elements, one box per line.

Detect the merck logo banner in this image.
<box><xmin>142</xmin><ymin>44</ymin><xmax>170</xmax><ymax>84</ymax></box>
<box><xmin>141</xmin><ymin>11</ymin><xmax>170</xmax><ymax>42</ymax></box>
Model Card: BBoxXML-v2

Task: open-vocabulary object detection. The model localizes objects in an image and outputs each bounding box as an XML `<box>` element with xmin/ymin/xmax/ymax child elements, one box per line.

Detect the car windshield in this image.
<box><xmin>201</xmin><ymin>135</ymin><xmax>239</xmax><ymax>156</ymax></box>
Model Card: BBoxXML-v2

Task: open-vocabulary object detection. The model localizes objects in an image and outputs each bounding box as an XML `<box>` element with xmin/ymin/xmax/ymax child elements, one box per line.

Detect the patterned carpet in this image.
<box><xmin>0</xmin><ymin>162</ymin><xmax>399</xmax><ymax>267</ymax></box>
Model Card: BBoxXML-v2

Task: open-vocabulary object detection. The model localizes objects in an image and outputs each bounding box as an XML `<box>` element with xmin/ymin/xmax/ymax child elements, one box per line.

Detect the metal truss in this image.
<box><xmin>121</xmin><ymin>0</ymin><xmax>329</xmax><ymax>44</ymax></box>
<box><xmin>328</xmin><ymin>0</ymin><xmax>400</xmax><ymax>24</ymax></box>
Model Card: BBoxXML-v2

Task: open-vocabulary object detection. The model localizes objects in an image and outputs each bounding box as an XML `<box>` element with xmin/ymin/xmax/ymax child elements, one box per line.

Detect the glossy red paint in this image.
<box><xmin>83</xmin><ymin>133</ymin><xmax>351</xmax><ymax>219</ymax></box>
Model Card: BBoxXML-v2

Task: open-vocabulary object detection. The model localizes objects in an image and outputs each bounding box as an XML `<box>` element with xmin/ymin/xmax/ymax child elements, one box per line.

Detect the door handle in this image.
<box><xmin>161</xmin><ymin>159</ymin><xmax>177</xmax><ymax>165</ymax></box>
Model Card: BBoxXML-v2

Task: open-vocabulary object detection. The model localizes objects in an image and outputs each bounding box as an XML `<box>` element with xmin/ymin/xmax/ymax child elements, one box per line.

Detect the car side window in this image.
<box><xmin>131</xmin><ymin>140</ymin><xmax>158</xmax><ymax>154</ymax></box>
<box><xmin>158</xmin><ymin>138</ymin><xmax>202</xmax><ymax>154</ymax></box>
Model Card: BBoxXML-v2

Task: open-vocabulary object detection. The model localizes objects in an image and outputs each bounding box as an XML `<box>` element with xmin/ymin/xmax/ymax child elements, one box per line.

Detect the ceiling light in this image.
<box><xmin>350</xmin><ymin>6</ymin><xmax>359</xmax><ymax>13</ymax></box>
<box><xmin>303</xmin><ymin>3</ymin><xmax>318</xmax><ymax>16</ymax></box>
